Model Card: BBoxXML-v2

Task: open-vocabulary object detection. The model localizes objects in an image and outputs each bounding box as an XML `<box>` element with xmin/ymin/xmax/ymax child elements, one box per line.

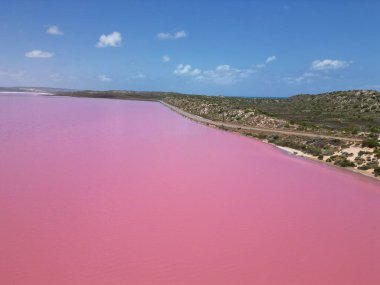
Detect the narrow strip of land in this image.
<box><xmin>159</xmin><ymin>101</ymin><xmax>362</xmax><ymax>142</ymax></box>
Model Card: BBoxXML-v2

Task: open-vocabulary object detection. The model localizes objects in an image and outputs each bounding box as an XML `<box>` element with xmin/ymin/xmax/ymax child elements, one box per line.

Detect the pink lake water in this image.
<box><xmin>1</xmin><ymin>93</ymin><xmax>380</xmax><ymax>285</ymax></box>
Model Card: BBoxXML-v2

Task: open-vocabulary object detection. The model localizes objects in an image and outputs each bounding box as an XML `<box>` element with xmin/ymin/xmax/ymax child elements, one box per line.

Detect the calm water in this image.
<box><xmin>1</xmin><ymin>93</ymin><xmax>380</xmax><ymax>285</ymax></box>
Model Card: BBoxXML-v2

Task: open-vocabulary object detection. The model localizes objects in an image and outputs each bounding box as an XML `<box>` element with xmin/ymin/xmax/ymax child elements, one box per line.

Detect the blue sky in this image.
<box><xmin>0</xmin><ymin>0</ymin><xmax>379</xmax><ymax>97</ymax></box>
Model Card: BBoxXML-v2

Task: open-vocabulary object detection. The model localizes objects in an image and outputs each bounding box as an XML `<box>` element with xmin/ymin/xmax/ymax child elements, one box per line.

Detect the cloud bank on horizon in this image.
<box><xmin>0</xmin><ymin>0</ymin><xmax>379</xmax><ymax>97</ymax></box>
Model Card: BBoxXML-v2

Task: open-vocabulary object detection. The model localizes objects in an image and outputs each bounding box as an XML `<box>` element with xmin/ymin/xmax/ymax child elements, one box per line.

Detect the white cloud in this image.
<box><xmin>266</xmin><ymin>55</ymin><xmax>277</xmax><ymax>64</ymax></box>
<box><xmin>47</xmin><ymin>25</ymin><xmax>63</xmax><ymax>35</ymax></box>
<box><xmin>254</xmin><ymin>55</ymin><xmax>277</xmax><ymax>68</ymax></box>
<box><xmin>25</xmin><ymin>50</ymin><xmax>54</xmax><ymax>58</ymax></box>
<box><xmin>174</xmin><ymin>64</ymin><xmax>254</xmax><ymax>85</ymax></box>
<box><xmin>285</xmin><ymin>58</ymin><xmax>351</xmax><ymax>85</ymax></box>
<box><xmin>284</xmin><ymin>72</ymin><xmax>319</xmax><ymax>85</ymax></box>
<box><xmin>164</xmin><ymin>56</ymin><xmax>273</xmax><ymax>85</ymax></box>
<box><xmin>311</xmin><ymin>59</ymin><xmax>351</xmax><ymax>71</ymax></box>
<box><xmin>96</xmin><ymin>32</ymin><xmax>122</xmax><ymax>48</ymax></box>
<box><xmin>132</xmin><ymin>72</ymin><xmax>146</xmax><ymax>79</ymax></box>
<box><xmin>201</xmin><ymin>65</ymin><xmax>254</xmax><ymax>84</ymax></box>
<box><xmin>98</xmin><ymin>75</ymin><xmax>112</xmax><ymax>82</ymax></box>
<box><xmin>162</xmin><ymin>55</ymin><xmax>171</xmax><ymax>63</ymax></box>
<box><xmin>255</xmin><ymin>63</ymin><xmax>266</xmax><ymax>68</ymax></box>
<box><xmin>174</xmin><ymin>64</ymin><xmax>201</xmax><ymax>76</ymax></box>
<box><xmin>157</xmin><ymin>30</ymin><xmax>187</xmax><ymax>40</ymax></box>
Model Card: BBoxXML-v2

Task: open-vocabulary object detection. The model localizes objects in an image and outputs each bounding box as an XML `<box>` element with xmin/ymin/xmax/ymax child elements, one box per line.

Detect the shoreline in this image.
<box><xmin>272</xmin><ymin>144</ymin><xmax>380</xmax><ymax>182</ymax></box>
<box><xmin>37</xmin><ymin>92</ymin><xmax>379</xmax><ymax>183</ymax></box>
<box><xmin>158</xmin><ymin>100</ymin><xmax>380</xmax><ymax>183</ymax></box>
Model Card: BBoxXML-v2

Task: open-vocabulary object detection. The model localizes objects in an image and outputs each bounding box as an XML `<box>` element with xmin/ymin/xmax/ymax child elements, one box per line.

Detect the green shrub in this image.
<box><xmin>358</xmin><ymin>165</ymin><xmax>370</xmax><ymax>170</ymax></box>
<box><xmin>362</xmin><ymin>139</ymin><xmax>379</xmax><ymax>148</ymax></box>
<box><xmin>370</xmin><ymin>126</ymin><xmax>379</xmax><ymax>133</ymax></box>
<box><xmin>351</xmin><ymin>128</ymin><xmax>359</xmax><ymax>135</ymax></box>
<box><xmin>354</xmin><ymin>156</ymin><xmax>365</xmax><ymax>165</ymax></box>
<box><xmin>334</xmin><ymin>157</ymin><xmax>355</xmax><ymax>167</ymax></box>
<box><xmin>257</xmin><ymin>134</ymin><xmax>268</xmax><ymax>139</ymax></box>
<box><xmin>366</xmin><ymin>161</ymin><xmax>379</xmax><ymax>169</ymax></box>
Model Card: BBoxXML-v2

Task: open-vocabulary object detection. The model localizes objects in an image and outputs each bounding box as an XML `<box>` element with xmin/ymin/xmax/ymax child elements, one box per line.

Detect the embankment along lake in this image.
<box><xmin>1</xmin><ymin>93</ymin><xmax>380</xmax><ymax>285</ymax></box>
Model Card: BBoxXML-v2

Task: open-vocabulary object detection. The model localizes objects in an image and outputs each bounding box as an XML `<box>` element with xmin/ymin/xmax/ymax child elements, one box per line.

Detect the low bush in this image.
<box><xmin>358</xmin><ymin>165</ymin><xmax>370</xmax><ymax>170</ymax></box>
<box><xmin>354</xmin><ymin>156</ymin><xmax>365</xmax><ymax>165</ymax></box>
<box><xmin>362</xmin><ymin>139</ymin><xmax>379</xmax><ymax>148</ymax></box>
<box><xmin>334</xmin><ymin>157</ymin><xmax>355</xmax><ymax>167</ymax></box>
<box><xmin>373</xmin><ymin>149</ymin><xmax>380</xmax><ymax>158</ymax></box>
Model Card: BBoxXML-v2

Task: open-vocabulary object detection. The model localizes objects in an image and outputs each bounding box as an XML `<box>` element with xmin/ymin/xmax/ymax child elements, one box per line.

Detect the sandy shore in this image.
<box><xmin>272</xmin><ymin>144</ymin><xmax>379</xmax><ymax>182</ymax></box>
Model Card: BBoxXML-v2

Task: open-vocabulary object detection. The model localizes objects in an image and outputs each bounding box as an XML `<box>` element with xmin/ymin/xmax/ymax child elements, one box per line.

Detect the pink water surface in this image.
<box><xmin>1</xmin><ymin>93</ymin><xmax>380</xmax><ymax>285</ymax></box>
